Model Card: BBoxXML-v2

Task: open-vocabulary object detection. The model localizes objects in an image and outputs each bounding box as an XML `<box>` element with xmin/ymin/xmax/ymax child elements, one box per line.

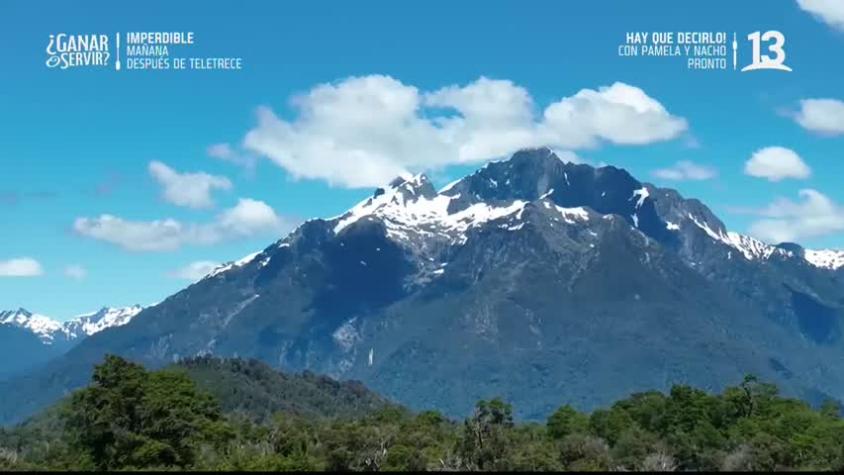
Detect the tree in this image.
<box><xmin>589</xmin><ymin>406</ymin><xmax>635</xmax><ymax>445</ymax></box>
<box><xmin>546</xmin><ymin>404</ymin><xmax>588</xmax><ymax>439</ymax></box>
<box><xmin>559</xmin><ymin>433</ymin><xmax>611</xmax><ymax>471</ymax></box>
<box><xmin>459</xmin><ymin>398</ymin><xmax>515</xmax><ymax>470</ymax></box>
<box><xmin>63</xmin><ymin>355</ymin><xmax>231</xmax><ymax>470</ymax></box>
<box><xmin>641</xmin><ymin>451</ymin><xmax>678</xmax><ymax>472</ymax></box>
<box><xmin>11</xmin><ymin>358</ymin><xmax>844</xmax><ymax>472</ymax></box>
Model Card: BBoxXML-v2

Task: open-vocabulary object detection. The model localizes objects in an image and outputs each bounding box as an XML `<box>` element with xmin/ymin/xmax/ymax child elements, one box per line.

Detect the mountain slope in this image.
<box><xmin>0</xmin><ymin>325</ymin><xmax>69</xmax><ymax>380</ymax></box>
<box><xmin>177</xmin><ymin>357</ymin><xmax>395</xmax><ymax>422</ymax></box>
<box><xmin>2</xmin><ymin>148</ymin><xmax>844</xmax><ymax>423</ymax></box>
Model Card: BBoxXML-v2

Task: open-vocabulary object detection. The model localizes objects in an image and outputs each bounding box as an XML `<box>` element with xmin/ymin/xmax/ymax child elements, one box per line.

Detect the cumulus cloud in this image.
<box><xmin>217</xmin><ymin>198</ymin><xmax>286</xmax><ymax>236</ymax></box>
<box><xmin>794</xmin><ymin>98</ymin><xmax>844</xmax><ymax>135</ymax></box>
<box><xmin>64</xmin><ymin>265</ymin><xmax>87</xmax><ymax>280</ymax></box>
<box><xmin>744</xmin><ymin>146</ymin><xmax>811</xmax><ymax>182</ymax></box>
<box><xmin>149</xmin><ymin>161</ymin><xmax>232</xmax><ymax>209</ymax></box>
<box><xmin>73</xmin><ymin>198</ymin><xmax>287</xmax><ymax>252</ymax></box>
<box><xmin>541</xmin><ymin>82</ymin><xmax>687</xmax><ymax>146</ymax></box>
<box><xmin>747</xmin><ymin>189</ymin><xmax>844</xmax><ymax>243</ymax></box>
<box><xmin>652</xmin><ymin>160</ymin><xmax>717</xmax><ymax>181</ymax></box>
<box><xmin>425</xmin><ymin>78</ymin><xmax>543</xmax><ymax>161</ymax></box>
<box><xmin>243</xmin><ymin>75</ymin><xmax>688</xmax><ymax>188</ymax></box>
<box><xmin>169</xmin><ymin>261</ymin><xmax>220</xmax><ymax>280</ymax></box>
<box><xmin>797</xmin><ymin>0</ymin><xmax>844</xmax><ymax>31</ymax></box>
<box><xmin>0</xmin><ymin>257</ymin><xmax>43</xmax><ymax>277</ymax></box>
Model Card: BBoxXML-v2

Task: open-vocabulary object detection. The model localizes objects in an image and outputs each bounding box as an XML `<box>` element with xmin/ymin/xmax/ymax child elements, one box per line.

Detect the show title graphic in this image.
<box><xmin>617</xmin><ymin>30</ymin><xmax>792</xmax><ymax>72</ymax></box>
<box><xmin>45</xmin><ymin>34</ymin><xmax>111</xmax><ymax>69</ymax></box>
<box><xmin>45</xmin><ymin>31</ymin><xmax>244</xmax><ymax>71</ymax></box>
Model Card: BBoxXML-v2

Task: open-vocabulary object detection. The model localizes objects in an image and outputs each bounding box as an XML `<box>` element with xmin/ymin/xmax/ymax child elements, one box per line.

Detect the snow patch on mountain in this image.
<box><xmin>724</xmin><ymin>232</ymin><xmax>782</xmax><ymax>261</ymax></box>
<box><xmin>333</xmin><ymin>317</ymin><xmax>360</xmax><ymax>352</ymax></box>
<box><xmin>632</xmin><ymin>187</ymin><xmax>650</xmax><ymax>208</ymax></box>
<box><xmin>688</xmin><ymin>212</ymin><xmax>785</xmax><ymax>261</ymax></box>
<box><xmin>205</xmin><ymin>251</ymin><xmax>262</xmax><ymax>279</ymax></box>
<box><xmin>685</xmin><ymin>211</ymin><xmax>843</xmax><ymax>269</ymax></box>
<box><xmin>333</xmin><ymin>174</ymin><xmax>530</xmax><ymax>245</ymax></box>
<box><xmin>552</xmin><ymin>204</ymin><xmax>590</xmax><ymax>224</ymax></box>
<box><xmin>804</xmin><ymin>249</ymin><xmax>844</xmax><ymax>270</ymax></box>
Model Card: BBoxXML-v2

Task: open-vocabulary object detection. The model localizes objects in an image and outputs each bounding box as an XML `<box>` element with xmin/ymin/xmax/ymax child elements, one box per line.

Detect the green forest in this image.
<box><xmin>2</xmin><ymin>355</ymin><xmax>844</xmax><ymax>471</ymax></box>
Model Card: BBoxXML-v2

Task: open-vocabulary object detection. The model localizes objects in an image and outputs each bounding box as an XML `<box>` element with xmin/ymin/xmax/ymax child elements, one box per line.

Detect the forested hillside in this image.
<box><xmin>1</xmin><ymin>355</ymin><xmax>843</xmax><ymax>471</ymax></box>
<box><xmin>179</xmin><ymin>356</ymin><xmax>394</xmax><ymax>422</ymax></box>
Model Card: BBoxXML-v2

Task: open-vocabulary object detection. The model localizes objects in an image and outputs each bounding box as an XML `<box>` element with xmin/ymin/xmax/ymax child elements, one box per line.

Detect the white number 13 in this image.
<box><xmin>741</xmin><ymin>30</ymin><xmax>792</xmax><ymax>72</ymax></box>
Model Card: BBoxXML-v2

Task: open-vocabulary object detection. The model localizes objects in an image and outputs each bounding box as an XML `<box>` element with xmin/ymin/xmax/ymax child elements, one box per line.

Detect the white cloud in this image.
<box><xmin>64</xmin><ymin>265</ymin><xmax>87</xmax><ymax>280</ymax></box>
<box><xmin>244</xmin><ymin>76</ymin><xmax>445</xmax><ymax>188</ymax></box>
<box><xmin>74</xmin><ymin>216</ymin><xmax>189</xmax><ymax>252</ymax></box>
<box><xmin>0</xmin><ymin>257</ymin><xmax>43</xmax><ymax>277</ymax></box>
<box><xmin>652</xmin><ymin>160</ymin><xmax>717</xmax><ymax>181</ymax></box>
<box><xmin>73</xmin><ymin>198</ymin><xmax>287</xmax><ymax>252</ymax></box>
<box><xmin>148</xmin><ymin>161</ymin><xmax>232</xmax><ymax>209</ymax></box>
<box><xmin>217</xmin><ymin>198</ymin><xmax>285</xmax><ymax>236</ymax></box>
<box><xmin>794</xmin><ymin>98</ymin><xmax>844</xmax><ymax>135</ymax></box>
<box><xmin>744</xmin><ymin>146</ymin><xmax>811</xmax><ymax>182</ymax></box>
<box><xmin>797</xmin><ymin>0</ymin><xmax>844</xmax><ymax>31</ymax></box>
<box><xmin>207</xmin><ymin>142</ymin><xmax>258</xmax><ymax>170</ymax></box>
<box><xmin>541</xmin><ymin>82</ymin><xmax>688</xmax><ymax>147</ymax></box>
<box><xmin>207</xmin><ymin>143</ymin><xmax>236</xmax><ymax>160</ymax></box>
<box><xmin>747</xmin><ymin>189</ymin><xmax>844</xmax><ymax>243</ymax></box>
<box><xmin>425</xmin><ymin>78</ymin><xmax>543</xmax><ymax>161</ymax></box>
<box><xmin>243</xmin><ymin>75</ymin><xmax>688</xmax><ymax>188</ymax></box>
<box><xmin>169</xmin><ymin>261</ymin><xmax>220</xmax><ymax>280</ymax></box>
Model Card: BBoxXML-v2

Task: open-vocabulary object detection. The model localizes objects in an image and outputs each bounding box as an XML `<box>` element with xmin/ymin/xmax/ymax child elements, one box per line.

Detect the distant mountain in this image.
<box><xmin>0</xmin><ymin>309</ymin><xmax>69</xmax><ymax>344</ymax></box>
<box><xmin>61</xmin><ymin>306</ymin><xmax>145</xmax><ymax>340</ymax></box>
<box><xmin>0</xmin><ymin>306</ymin><xmax>143</xmax><ymax>380</ymax></box>
<box><xmin>2</xmin><ymin>148</ymin><xmax>844</xmax><ymax>424</ymax></box>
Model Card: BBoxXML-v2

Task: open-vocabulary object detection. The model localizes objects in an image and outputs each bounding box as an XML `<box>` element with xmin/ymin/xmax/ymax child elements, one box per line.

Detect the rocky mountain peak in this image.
<box><xmin>0</xmin><ymin>308</ymin><xmax>32</xmax><ymax>319</ymax></box>
<box><xmin>379</xmin><ymin>173</ymin><xmax>437</xmax><ymax>201</ymax></box>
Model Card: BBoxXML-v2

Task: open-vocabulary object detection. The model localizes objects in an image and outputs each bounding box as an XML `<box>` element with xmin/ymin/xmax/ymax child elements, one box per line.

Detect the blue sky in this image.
<box><xmin>2</xmin><ymin>0</ymin><xmax>844</xmax><ymax>319</ymax></box>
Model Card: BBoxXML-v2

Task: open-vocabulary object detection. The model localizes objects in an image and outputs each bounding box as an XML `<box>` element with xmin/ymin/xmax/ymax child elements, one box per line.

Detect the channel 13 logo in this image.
<box><xmin>736</xmin><ymin>30</ymin><xmax>792</xmax><ymax>73</ymax></box>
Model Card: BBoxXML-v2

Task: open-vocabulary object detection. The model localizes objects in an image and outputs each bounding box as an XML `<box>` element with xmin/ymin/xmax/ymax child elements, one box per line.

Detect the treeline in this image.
<box><xmin>1</xmin><ymin>355</ymin><xmax>844</xmax><ymax>471</ymax></box>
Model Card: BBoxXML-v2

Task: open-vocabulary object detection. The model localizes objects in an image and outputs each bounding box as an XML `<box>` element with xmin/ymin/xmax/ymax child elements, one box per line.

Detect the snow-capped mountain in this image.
<box><xmin>330</xmin><ymin>151</ymin><xmax>841</xmax><ymax>273</ymax></box>
<box><xmin>61</xmin><ymin>305</ymin><xmax>145</xmax><ymax>339</ymax></box>
<box><xmin>0</xmin><ymin>305</ymin><xmax>144</xmax><ymax>381</ymax></box>
<box><xmin>0</xmin><ymin>308</ymin><xmax>65</xmax><ymax>344</ymax></box>
<box><xmin>4</xmin><ymin>148</ymin><xmax>844</xmax><ymax>424</ymax></box>
<box><xmin>0</xmin><ymin>305</ymin><xmax>143</xmax><ymax>344</ymax></box>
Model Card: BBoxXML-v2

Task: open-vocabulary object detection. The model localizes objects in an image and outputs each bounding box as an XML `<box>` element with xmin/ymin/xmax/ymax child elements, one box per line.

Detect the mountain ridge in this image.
<box><xmin>0</xmin><ymin>305</ymin><xmax>144</xmax><ymax>380</ymax></box>
<box><xmin>0</xmin><ymin>305</ymin><xmax>144</xmax><ymax>344</ymax></box>
<box><xmin>2</xmin><ymin>148</ymin><xmax>844</xmax><ymax>424</ymax></box>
